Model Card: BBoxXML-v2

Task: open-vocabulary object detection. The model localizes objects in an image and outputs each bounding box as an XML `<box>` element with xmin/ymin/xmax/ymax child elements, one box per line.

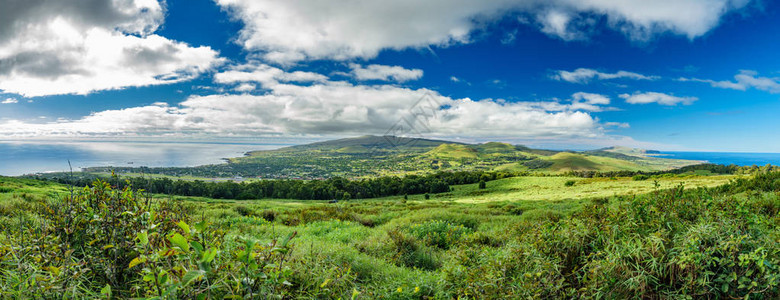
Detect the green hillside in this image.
<box><xmin>80</xmin><ymin>136</ymin><xmax>701</xmax><ymax>179</ymax></box>
<box><xmin>424</xmin><ymin>143</ymin><xmax>479</xmax><ymax>159</ymax></box>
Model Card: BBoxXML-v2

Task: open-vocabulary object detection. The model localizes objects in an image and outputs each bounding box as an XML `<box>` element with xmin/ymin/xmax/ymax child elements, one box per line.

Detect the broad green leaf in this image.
<box><xmin>158</xmin><ymin>270</ymin><xmax>169</xmax><ymax>285</ymax></box>
<box><xmin>137</xmin><ymin>231</ymin><xmax>149</xmax><ymax>246</ymax></box>
<box><xmin>182</xmin><ymin>270</ymin><xmax>206</xmax><ymax>286</ymax></box>
<box><xmin>129</xmin><ymin>256</ymin><xmax>147</xmax><ymax>268</ymax></box>
<box><xmin>100</xmin><ymin>284</ymin><xmax>111</xmax><ymax>298</ymax></box>
<box><xmin>193</xmin><ymin>221</ymin><xmax>207</xmax><ymax>232</ymax></box>
<box><xmin>177</xmin><ymin>220</ymin><xmax>190</xmax><ymax>235</ymax></box>
<box><xmin>168</xmin><ymin>233</ymin><xmax>190</xmax><ymax>252</ymax></box>
<box><xmin>191</xmin><ymin>241</ymin><xmax>204</xmax><ymax>253</ymax></box>
<box><xmin>200</xmin><ymin>248</ymin><xmax>218</xmax><ymax>263</ymax></box>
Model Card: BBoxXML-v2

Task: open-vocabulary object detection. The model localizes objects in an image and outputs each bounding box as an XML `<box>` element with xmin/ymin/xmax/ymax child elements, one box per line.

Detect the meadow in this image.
<box><xmin>4</xmin><ymin>171</ymin><xmax>780</xmax><ymax>298</ymax></box>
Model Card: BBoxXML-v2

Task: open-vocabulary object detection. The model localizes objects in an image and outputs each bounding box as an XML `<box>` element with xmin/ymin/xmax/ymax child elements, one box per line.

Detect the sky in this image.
<box><xmin>0</xmin><ymin>0</ymin><xmax>779</xmax><ymax>152</ymax></box>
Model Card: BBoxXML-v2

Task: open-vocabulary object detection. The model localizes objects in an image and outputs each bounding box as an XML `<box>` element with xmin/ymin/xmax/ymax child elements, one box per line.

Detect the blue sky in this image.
<box><xmin>0</xmin><ymin>0</ymin><xmax>779</xmax><ymax>152</ymax></box>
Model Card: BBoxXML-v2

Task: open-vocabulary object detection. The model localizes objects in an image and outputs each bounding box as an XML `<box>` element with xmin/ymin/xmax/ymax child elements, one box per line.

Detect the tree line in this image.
<box><xmin>565</xmin><ymin>163</ymin><xmax>779</xmax><ymax>178</ymax></box>
<box><xmin>39</xmin><ymin>171</ymin><xmax>518</xmax><ymax>201</ymax></box>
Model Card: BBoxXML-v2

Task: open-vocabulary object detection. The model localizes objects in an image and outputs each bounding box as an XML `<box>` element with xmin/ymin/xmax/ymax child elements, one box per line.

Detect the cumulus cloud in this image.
<box><xmin>216</xmin><ymin>0</ymin><xmax>751</xmax><ymax>63</ymax></box>
<box><xmin>348</xmin><ymin>64</ymin><xmax>423</xmax><ymax>82</ymax></box>
<box><xmin>0</xmin><ymin>0</ymin><xmax>223</xmax><ymax>97</ymax></box>
<box><xmin>1</xmin><ymin>98</ymin><xmax>18</xmax><ymax>104</ymax></box>
<box><xmin>0</xmin><ymin>81</ymin><xmax>616</xmax><ymax>139</ymax></box>
<box><xmin>214</xmin><ymin>62</ymin><xmax>328</xmax><ymax>88</ymax></box>
<box><xmin>552</xmin><ymin>68</ymin><xmax>659</xmax><ymax>83</ymax></box>
<box><xmin>539</xmin><ymin>0</ymin><xmax>751</xmax><ymax>41</ymax></box>
<box><xmin>568</xmin><ymin>92</ymin><xmax>613</xmax><ymax>112</ymax></box>
<box><xmin>233</xmin><ymin>83</ymin><xmax>256</xmax><ymax>92</ymax></box>
<box><xmin>620</xmin><ymin>91</ymin><xmax>698</xmax><ymax>106</ymax></box>
<box><xmin>679</xmin><ymin>70</ymin><xmax>780</xmax><ymax>93</ymax></box>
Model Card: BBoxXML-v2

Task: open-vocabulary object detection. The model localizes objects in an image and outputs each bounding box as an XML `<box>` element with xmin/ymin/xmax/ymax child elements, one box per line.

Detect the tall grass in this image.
<box><xmin>0</xmin><ymin>172</ymin><xmax>779</xmax><ymax>298</ymax></box>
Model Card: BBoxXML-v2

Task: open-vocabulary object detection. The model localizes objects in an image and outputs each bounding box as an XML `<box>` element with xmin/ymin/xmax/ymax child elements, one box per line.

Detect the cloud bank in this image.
<box><xmin>217</xmin><ymin>0</ymin><xmax>752</xmax><ymax>63</ymax></box>
<box><xmin>0</xmin><ymin>75</ymin><xmax>615</xmax><ymax>140</ymax></box>
<box><xmin>0</xmin><ymin>0</ymin><xmax>224</xmax><ymax>97</ymax></box>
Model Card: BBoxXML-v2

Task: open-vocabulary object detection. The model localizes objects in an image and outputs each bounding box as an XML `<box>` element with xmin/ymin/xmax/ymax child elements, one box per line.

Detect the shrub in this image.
<box><xmin>261</xmin><ymin>209</ymin><xmax>277</xmax><ymax>222</ymax></box>
<box><xmin>235</xmin><ymin>205</ymin><xmax>255</xmax><ymax>216</ymax></box>
<box><xmin>387</xmin><ymin>230</ymin><xmax>440</xmax><ymax>270</ymax></box>
<box><xmin>407</xmin><ymin>220</ymin><xmax>473</xmax><ymax>249</ymax></box>
<box><xmin>564</xmin><ymin>180</ymin><xmax>576</xmax><ymax>187</ymax></box>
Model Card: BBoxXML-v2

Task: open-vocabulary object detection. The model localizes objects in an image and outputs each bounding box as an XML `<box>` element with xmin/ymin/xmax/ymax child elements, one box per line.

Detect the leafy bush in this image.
<box><xmin>407</xmin><ymin>220</ymin><xmax>473</xmax><ymax>249</ymax></box>
<box><xmin>0</xmin><ymin>179</ymin><xmax>298</xmax><ymax>299</ymax></box>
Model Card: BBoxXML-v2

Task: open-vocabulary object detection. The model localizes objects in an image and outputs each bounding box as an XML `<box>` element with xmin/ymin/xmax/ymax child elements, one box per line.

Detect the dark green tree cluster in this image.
<box><xmin>566</xmin><ymin>163</ymin><xmax>777</xmax><ymax>178</ymax></box>
<box><xmin>42</xmin><ymin>171</ymin><xmax>515</xmax><ymax>201</ymax></box>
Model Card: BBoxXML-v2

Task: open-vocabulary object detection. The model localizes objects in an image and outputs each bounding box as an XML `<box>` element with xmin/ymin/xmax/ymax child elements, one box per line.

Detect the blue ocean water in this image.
<box><xmin>660</xmin><ymin>151</ymin><xmax>780</xmax><ymax>167</ymax></box>
<box><xmin>0</xmin><ymin>141</ymin><xmax>288</xmax><ymax>176</ymax></box>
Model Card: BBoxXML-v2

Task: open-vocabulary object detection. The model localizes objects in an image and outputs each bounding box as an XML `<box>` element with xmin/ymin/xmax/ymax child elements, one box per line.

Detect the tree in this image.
<box><xmin>478</xmin><ymin>180</ymin><xmax>487</xmax><ymax>189</ymax></box>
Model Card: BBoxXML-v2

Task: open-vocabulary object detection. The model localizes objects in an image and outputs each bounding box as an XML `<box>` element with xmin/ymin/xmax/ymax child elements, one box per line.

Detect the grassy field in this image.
<box><xmin>367</xmin><ymin>174</ymin><xmax>736</xmax><ymax>203</ymax></box>
<box><xmin>1</xmin><ymin>172</ymin><xmax>778</xmax><ymax>298</ymax></box>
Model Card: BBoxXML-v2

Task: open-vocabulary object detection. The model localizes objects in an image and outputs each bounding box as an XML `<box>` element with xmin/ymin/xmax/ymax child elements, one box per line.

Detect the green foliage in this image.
<box><xmin>3</xmin><ymin>172</ymin><xmax>780</xmax><ymax>298</ymax></box>
<box><xmin>407</xmin><ymin>220</ymin><xmax>472</xmax><ymax>249</ymax></box>
<box><xmin>564</xmin><ymin>180</ymin><xmax>576</xmax><ymax>187</ymax></box>
<box><xmin>0</xmin><ymin>179</ymin><xmax>297</xmax><ymax>299</ymax></box>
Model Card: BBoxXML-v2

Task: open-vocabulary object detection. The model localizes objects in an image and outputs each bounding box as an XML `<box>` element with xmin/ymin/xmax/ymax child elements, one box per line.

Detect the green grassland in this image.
<box><xmin>4</xmin><ymin>170</ymin><xmax>779</xmax><ymax>298</ymax></box>
<box><xmin>429</xmin><ymin>175</ymin><xmax>735</xmax><ymax>203</ymax></box>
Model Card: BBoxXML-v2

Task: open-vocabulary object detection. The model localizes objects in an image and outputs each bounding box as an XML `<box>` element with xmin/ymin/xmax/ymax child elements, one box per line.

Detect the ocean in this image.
<box><xmin>0</xmin><ymin>141</ymin><xmax>288</xmax><ymax>176</ymax></box>
<box><xmin>660</xmin><ymin>151</ymin><xmax>780</xmax><ymax>167</ymax></box>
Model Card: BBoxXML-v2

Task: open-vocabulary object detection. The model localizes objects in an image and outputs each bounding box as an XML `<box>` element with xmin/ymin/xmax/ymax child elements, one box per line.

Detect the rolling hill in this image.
<box><xmin>76</xmin><ymin>135</ymin><xmax>701</xmax><ymax>179</ymax></box>
<box><xmin>222</xmin><ymin>136</ymin><xmax>700</xmax><ymax>178</ymax></box>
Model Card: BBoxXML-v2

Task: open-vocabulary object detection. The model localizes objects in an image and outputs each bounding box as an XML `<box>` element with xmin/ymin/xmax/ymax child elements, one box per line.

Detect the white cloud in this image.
<box><xmin>214</xmin><ymin>62</ymin><xmax>328</xmax><ymax>88</ymax></box>
<box><xmin>605</xmin><ymin>122</ymin><xmax>630</xmax><ymax>128</ymax></box>
<box><xmin>572</xmin><ymin>92</ymin><xmax>610</xmax><ymax>105</ymax></box>
<box><xmin>568</xmin><ymin>92</ymin><xmax>613</xmax><ymax>112</ymax></box>
<box><xmin>553</xmin><ymin>68</ymin><xmax>659</xmax><ymax>83</ymax></box>
<box><xmin>217</xmin><ymin>0</ymin><xmax>750</xmax><ymax>63</ymax></box>
<box><xmin>0</xmin><ymin>81</ymin><xmax>618</xmax><ymax>140</ymax></box>
<box><xmin>620</xmin><ymin>91</ymin><xmax>697</xmax><ymax>106</ymax></box>
<box><xmin>679</xmin><ymin>70</ymin><xmax>780</xmax><ymax>93</ymax></box>
<box><xmin>1</xmin><ymin>98</ymin><xmax>17</xmax><ymax>104</ymax></box>
<box><xmin>0</xmin><ymin>0</ymin><xmax>224</xmax><ymax>97</ymax></box>
<box><xmin>538</xmin><ymin>10</ymin><xmax>589</xmax><ymax>41</ymax></box>
<box><xmin>538</xmin><ymin>0</ymin><xmax>751</xmax><ymax>41</ymax></box>
<box><xmin>234</xmin><ymin>83</ymin><xmax>256</xmax><ymax>92</ymax></box>
<box><xmin>348</xmin><ymin>63</ymin><xmax>423</xmax><ymax>82</ymax></box>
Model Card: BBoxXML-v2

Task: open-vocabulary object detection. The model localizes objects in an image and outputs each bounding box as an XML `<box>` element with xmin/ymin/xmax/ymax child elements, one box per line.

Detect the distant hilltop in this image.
<box><xmin>226</xmin><ymin>135</ymin><xmax>699</xmax><ymax>178</ymax></box>
<box><xmin>598</xmin><ymin>146</ymin><xmax>662</xmax><ymax>156</ymax></box>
